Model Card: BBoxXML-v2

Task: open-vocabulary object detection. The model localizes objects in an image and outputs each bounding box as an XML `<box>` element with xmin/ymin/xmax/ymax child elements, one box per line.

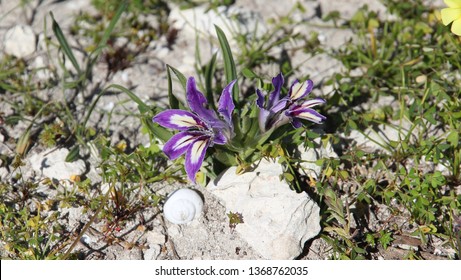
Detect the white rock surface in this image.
<box><xmin>3</xmin><ymin>25</ymin><xmax>36</xmax><ymax>58</ymax></box>
<box><xmin>144</xmin><ymin>245</ymin><xmax>162</xmax><ymax>260</ymax></box>
<box><xmin>169</xmin><ymin>4</ymin><xmax>266</xmax><ymax>45</ymax></box>
<box><xmin>208</xmin><ymin>158</ymin><xmax>321</xmax><ymax>259</ymax></box>
<box><xmin>167</xmin><ymin>4</ymin><xmax>266</xmax><ymax>78</ymax></box>
<box><xmin>29</xmin><ymin>148</ymin><xmax>86</xmax><ymax>180</ymax></box>
<box><xmin>297</xmin><ymin>135</ymin><xmax>339</xmax><ymax>179</ymax></box>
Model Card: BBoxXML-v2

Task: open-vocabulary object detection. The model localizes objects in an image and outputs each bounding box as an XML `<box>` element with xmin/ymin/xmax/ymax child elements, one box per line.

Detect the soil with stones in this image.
<box><xmin>0</xmin><ymin>0</ymin><xmax>454</xmax><ymax>260</ymax></box>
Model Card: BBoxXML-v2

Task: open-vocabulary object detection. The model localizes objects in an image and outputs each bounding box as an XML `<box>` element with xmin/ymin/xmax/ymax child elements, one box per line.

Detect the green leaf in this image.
<box><xmin>283</xmin><ymin>172</ymin><xmax>295</xmax><ymax>182</ymax></box>
<box><xmin>141</xmin><ymin>117</ymin><xmax>172</xmax><ymax>143</ymax></box>
<box><xmin>204</xmin><ymin>52</ymin><xmax>218</xmax><ymax>110</ymax></box>
<box><xmin>50</xmin><ymin>12</ymin><xmax>81</xmax><ymax>74</ymax></box>
<box><xmin>215</xmin><ymin>25</ymin><xmax>239</xmax><ymax>104</ymax></box>
<box><xmin>241</xmin><ymin>68</ymin><xmax>257</xmax><ymax>78</ymax></box>
<box><xmin>65</xmin><ymin>146</ymin><xmax>80</xmax><ymax>162</ymax></box>
<box><xmin>447</xmin><ymin>130</ymin><xmax>459</xmax><ymax>148</ymax></box>
<box><xmin>378</xmin><ymin>230</ymin><xmax>394</xmax><ymax>250</ymax></box>
<box><xmin>88</xmin><ymin>1</ymin><xmax>127</xmax><ymax>65</ymax></box>
<box><xmin>213</xmin><ymin>149</ymin><xmax>237</xmax><ymax>166</ymax></box>
<box><xmin>16</xmin><ymin>129</ymin><xmax>31</xmax><ymax>156</ymax></box>
<box><xmin>255</xmin><ymin>127</ymin><xmax>275</xmax><ymax>147</ymax></box>
<box><xmin>166</xmin><ymin>65</ymin><xmax>180</xmax><ymax>110</ymax></box>
<box><xmin>107</xmin><ymin>84</ymin><xmax>150</xmax><ymax>113</ymax></box>
<box><xmin>167</xmin><ymin>64</ymin><xmax>187</xmax><ymax>91</ymax></box>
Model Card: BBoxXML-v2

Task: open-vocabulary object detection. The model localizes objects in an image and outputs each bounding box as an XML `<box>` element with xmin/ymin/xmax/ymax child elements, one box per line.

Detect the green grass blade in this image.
<box><xmin>90</xmin><ymin>1</ymin><xmax>127</xmax><ymax>63</ymax></box>
<box><xmin>166</xmin><ymin>65</ymin><xmax>180</xmax><ymax>109</ymax></box>
<box><xmin>167</xmin><ymin>64</ymin><xmax>187</xmax><ymax>91</ymax></box>
<box><xmin>65</xmin><ymin>145</ymin><xmax>80</xmax><ymax>162</ymax></box>
<box><xmin>215</xmin><ymin>25</ymin><xmax>239</xmax><ymax>104</ymax></box>
<box><xmin>50</xmin><ymin>12</ymin><xmax>81</xmax><ymax>74</ymax></box>
<box><xmin>166</xmin><ymin>64</ymin><xmax>188</xmax><ymax>110</ymax></box>
<box><xmin>107</xmin><ymin>84</ymin><xmax>150</xmax><ymax>113</ymax></box>
<box><xmin>205</xmin><ymin>52</ymin><xmax>218</xmax><ymax>110</ymax></box>
<box><xmin>141</xmin><ymin>116</ymin><xmax>172</xmax><ymax>144</ymax></box>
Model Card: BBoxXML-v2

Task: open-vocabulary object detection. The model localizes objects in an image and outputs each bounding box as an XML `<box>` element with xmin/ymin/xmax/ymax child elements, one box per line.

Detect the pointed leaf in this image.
<box><xmin>65</xmin><ymin>145</ymin><xmax>80</xmax><ymax>162</ymax></box>
<box><xmin>90</xmin><ymin>1</ymin><xmax>127</xmax><ymax>61</ymax></box>
<box><xmin>167</xmin><ymin>64</ymin><xmax>187</xmax><ymax>91</ymax></box>
<box><xmin>16</xmin><ymin>129</ymin><xmax>31</xmax><ymax>156</ymax></box>
<box><xmin>241</xmin><ymin>68</ymin><xmax>257</xmax><ymax>78</ymax></box>
<box><xmin>166</xmin><ymin>64</ymin><xmax>188</xmax><ymax>110</ymax></box>
<box><xmin>215</xmin><ymin>25</ymin><xmax>239</xmax><ymax>104</ymax></box>
<box><xmin>167</xmin><ymin>64</ymin><xmax>180</xmax><ymax>109</ymax></box>
<box><xmin>50</xmin><ymin>12</ymin><xmax>81</xmax><ymax>74</ymax></box>
<box><xmin>447</xmin><ymin>130</ymin><xmax>459</xmax><ymax>148</ymax></box>
<box><xmin>213</xmin><ymin>149</ymin><xmax>238</xmax><ymax>166</ymax></box>
<box><xmin>141</xmin><ymin>117</ymin><xmax>172</xmax><ymax>143</ymax></box>
<box><xmin>205</xmin><ymin>52</ymin><xmax>218</xmax><ymax>110</ymax></box>
<box><xmin>107</xmin><ymin>84</ymin><xmax>150</xmax><ymax>113</ymax></box>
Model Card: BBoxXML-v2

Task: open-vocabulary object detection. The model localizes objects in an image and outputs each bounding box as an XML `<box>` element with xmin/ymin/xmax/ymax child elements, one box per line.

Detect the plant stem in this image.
<box><xmin>61</xmin><ymin>183</ymin><xmax>113</xmax><ymax>259</ymax></box>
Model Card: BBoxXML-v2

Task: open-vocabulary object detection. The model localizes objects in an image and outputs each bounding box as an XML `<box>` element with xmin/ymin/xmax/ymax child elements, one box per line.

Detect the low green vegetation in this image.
<box><xmin>0</xmin><ymin>0</ymin><xmax>459</xmax><ymax>259</ymax></box>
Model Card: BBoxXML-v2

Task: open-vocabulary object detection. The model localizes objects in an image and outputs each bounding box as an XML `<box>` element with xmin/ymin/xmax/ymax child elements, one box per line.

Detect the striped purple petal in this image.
<box><xmin>270</xmin><ymin>98</ymin><xmax>289</xmax><ymax>113</ymax></box>
<box><xmin>163</xmin><ymin>131</ymin><xmax>202</xmax><ymax>160</ymax></box>
<box><xmin>268</xmin><ymin>73</ymin><xmax>284</xmax><ymax>108</ymax></box>
<box><xmin>153</xmin><ymin>109</ymin><xmax>206</xmax><ymax>130</ymax></box>
<box><xmin>256</xmin><ymin>89</ymin><xmax>265</xmax><ymax>108</ymax></box>
<box><xmin>288</xmin><ymin>107</ymin><xmax>326</xmax><ymax>124</ymax></box>
<box><xmin>288</xmin><ymin>79</ymin><xmax>314</xmax><ymax>101</ymax></box>
<box><xmin>218</xmin><ymin>80</ymin><xmax>236</xmax><ymax>125</ymax></box>
<box><xmin>186</xmin><ymin>77</ymin><xmax>220</xmax><ymax>126</ymax></box>
<box><xmin>185</xmin><ymin>136</ymin><xmax>211</xmax><ymax>183</ymax></box>
<box><xmin>213</xmin><ymin>130</ymin><xmax>228</xmax><ymax>145</ymax></box>
<box><xmin>299</xmin><ymin>98</ymin><xmax>326</xmax><ymax>108</ymax></box>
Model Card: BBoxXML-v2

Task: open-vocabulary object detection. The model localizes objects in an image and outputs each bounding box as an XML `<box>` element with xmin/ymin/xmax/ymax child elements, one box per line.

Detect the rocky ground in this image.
<box><xmin>1</xmin><ymin>0</ymin><xmax>455</xmax><ymax>260</ymax></box>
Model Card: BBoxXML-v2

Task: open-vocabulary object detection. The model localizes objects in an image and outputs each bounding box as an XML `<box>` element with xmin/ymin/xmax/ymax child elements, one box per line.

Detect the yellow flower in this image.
<box><xmin>441</xmin><ymin>0</ymin><xmax>461</xmax><ymax>35</ymax></box>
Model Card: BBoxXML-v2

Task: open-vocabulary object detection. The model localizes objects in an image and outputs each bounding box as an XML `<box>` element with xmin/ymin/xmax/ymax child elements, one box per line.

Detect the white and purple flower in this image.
<box><xmin>153</xmin><ymin>77</ymin><xmax>236</xmax><ymax>182</ymax></box>
<box><xmin>256</xmin><ymin>73</ymin><xmax>326</xmax><ymax>132</ymax></box>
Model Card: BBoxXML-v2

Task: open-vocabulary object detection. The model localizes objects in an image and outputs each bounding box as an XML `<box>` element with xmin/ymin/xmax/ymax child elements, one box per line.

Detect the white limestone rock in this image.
<box><xmin>3</xmin><ymin>25</ymin><xmax>36</xmax><ymax>58</ymax></box>
<box><xmin>208</xmin><ymin>158</ymin><xmax>321</xmax><ymax>259</ymax></box>
<box><xmin>167</xmin><ymin>3</ymin><xmax>266</xmax><ymax>78</ymax></box>
<box><xmin>143</xmin><ymin>231</ymin><xmax>166</xmax><ymax>260</ymax></box>
<box><xmin>297</xmin><ymin>136</ymin><xmax>339</xmax><ymax>179</ymax></box>
<box><xmin>144</xmin><ymin>245</ymin><xmax>162</xmax><ymax>260</ymax></box>
<box><xmin>29</xmin><ymin>148</ymin><xmax>86</xmax><ymax>181</ymax></box>
<box><xmin>169</xmin><ymin>4</ymin><xmax>266</xmax><ymax>44</ymax></box>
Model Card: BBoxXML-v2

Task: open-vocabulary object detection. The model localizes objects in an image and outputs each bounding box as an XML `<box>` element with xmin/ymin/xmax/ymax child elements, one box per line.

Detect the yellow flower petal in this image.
<box><xmin>441</xmin><ymin>7</ymin><xmax>461</xmax><ymax>25</ymax></box>
<box><xmin>445</xmin><ymin>0</ymin><xmax>461</xmax><ymax>8</ymax></box>
<box><xmin>451</xmin><ymin>18</ymin><xmax>461</xmax><ymax>35</ymax></box>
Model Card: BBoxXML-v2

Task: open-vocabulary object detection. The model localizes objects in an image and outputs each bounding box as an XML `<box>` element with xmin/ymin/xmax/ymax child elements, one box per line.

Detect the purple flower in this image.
<box><xmin>153</xmin><ymin>77</ymin><xmax>236</xmax><ymax>182</ymax></box>
<box><xmin>256</xmin><ymin>73</ymin><xmax>326</xmax><ymax>132</ymax></box>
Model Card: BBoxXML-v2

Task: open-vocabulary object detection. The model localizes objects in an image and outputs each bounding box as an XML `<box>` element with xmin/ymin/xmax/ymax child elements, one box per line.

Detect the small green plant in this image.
<box><xmin>227</xmin><ymin>211</ymin><xmax>244</xmax><ymax>232</ymax></box>
<box><xmin>148</xmin><ymin>26</ymin><xmax>327</xmax><ymax>186</ymax></box>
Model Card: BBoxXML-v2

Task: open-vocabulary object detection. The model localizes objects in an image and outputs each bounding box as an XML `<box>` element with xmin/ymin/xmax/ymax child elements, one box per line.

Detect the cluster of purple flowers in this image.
<box><xmin>152</xmin><ymin>73</ymin><xmax>325</xmax><ymax>182</ymax></box>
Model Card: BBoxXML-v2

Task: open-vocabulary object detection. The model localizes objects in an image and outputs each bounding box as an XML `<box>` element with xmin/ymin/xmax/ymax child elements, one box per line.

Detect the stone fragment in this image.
<box><xmin>144</xmin><ymin>245</ymin><xmax>161</xmax><ymax>260</ymax></box>
<box><xmin>297</xmin><ymin>135</ymin><xmax>338</xmax><ymax>179</ymax></box>
<box><xmin>3</xmin><ymin>25</ymin><xmax>36</xmax><ymax>58</ymax></box>
<box><xmin>29</xmin><ymin>148</ymin><xmax>86</xmax><ymax>181</ymax></box>
<box><xmin>145</xmin><ymin>230</ymin><xmax>166</xmax><ymax>246</ymax></box>
<box><xmin>208</xmin><ymin>158</ymin><xmax>321</xmax><ymax>259</ymax></box>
